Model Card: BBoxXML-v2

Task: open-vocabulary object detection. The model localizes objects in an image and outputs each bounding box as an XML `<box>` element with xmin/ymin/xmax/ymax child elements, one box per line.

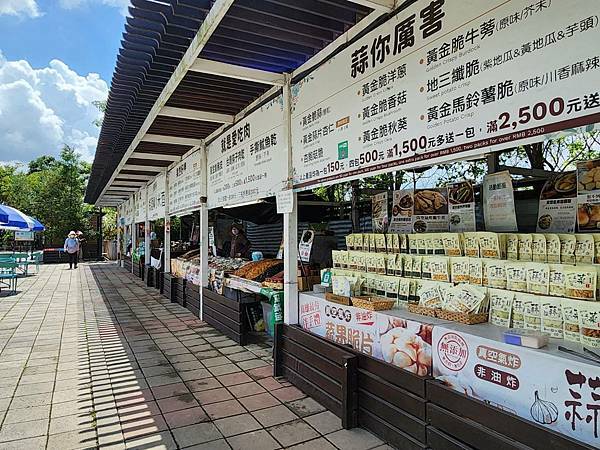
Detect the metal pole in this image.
<box><xmin>144</xmin><ymin>188</ymin><xmax>151</xmax><ymax>267</ymax></box>
<box><xmin>199</xmin><ymin>143</ymin><xmax>208</xmax><ymax>320</ymax></box>
<box><xmin>164</xmin><ymin>169</ymin><xmax>171</xmax><ymax>275</ymax></box>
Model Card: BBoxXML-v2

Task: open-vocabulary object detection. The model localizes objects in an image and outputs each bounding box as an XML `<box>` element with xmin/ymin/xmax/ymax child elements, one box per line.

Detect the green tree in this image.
<box><xmin>28</xmin><ymin>155</ymin><xmax>57</xmax><ymax>174</ymax></box>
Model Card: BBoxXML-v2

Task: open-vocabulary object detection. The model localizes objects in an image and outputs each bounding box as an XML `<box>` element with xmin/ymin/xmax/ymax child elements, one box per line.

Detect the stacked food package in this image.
<box><xmin>329</xmin><ymin>231</ymin><xmax>600</xmax><ymax>346</ymax></box>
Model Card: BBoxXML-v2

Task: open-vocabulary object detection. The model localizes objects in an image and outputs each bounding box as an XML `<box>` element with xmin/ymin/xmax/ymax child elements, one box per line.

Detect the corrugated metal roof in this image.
<box><xmin>86</xmin><ymin>0</ymin><xmax>373</xmax><ymax>205</ymax></box>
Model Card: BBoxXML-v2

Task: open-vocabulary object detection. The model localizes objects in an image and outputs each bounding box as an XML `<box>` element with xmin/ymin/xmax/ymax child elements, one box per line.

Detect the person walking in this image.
<box><xmin>64</xmin><ymin>231</ymin><xmax>80</xmax><ymax>269</ymax></box>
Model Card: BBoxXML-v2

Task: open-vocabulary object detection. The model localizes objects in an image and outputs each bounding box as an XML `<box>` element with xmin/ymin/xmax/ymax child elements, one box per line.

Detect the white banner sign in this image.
<box><xmin>134</xmin><ymin>187</ymin><xmax>146</xmax><ymax>224</ymax></box>
<box><xmin>292</xmin><ymin>0</ymin><xmax>600</xmax><ymax>189</ymax></box>
<box><xmin>432</xmin><ymin>326</ymin><xmax>600</xmax><ymax>447</ymax></box>
<box><xmin>168</xmin><ymin>151</ymin><xmax>204</xmax><ymax>216</ymax></box>
<box><xmin>147</xmin><ymin>174</ymin><xmax>166</xmax><ymax>221</ymax></box>
<box><xmin>483</xmin><ymin>171</ymin><xmax>518</xmax><ymax>232</ymax></box>
<box><xmin>207</xmin><ymin>95</ymin><xmax>287</xmax><ymax>209</ymax></box>
<box><xmin>122</xmin><ymin>195</ymin><xmax>134</xmax><ymax>226</ymax></box>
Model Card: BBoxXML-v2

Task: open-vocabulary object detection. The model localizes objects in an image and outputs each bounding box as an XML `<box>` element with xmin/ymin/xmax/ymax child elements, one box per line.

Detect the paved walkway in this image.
<box><xmin>0</xmin><ymin>263</ymin><xmax>389</xmax><ymax>450</ymax></box>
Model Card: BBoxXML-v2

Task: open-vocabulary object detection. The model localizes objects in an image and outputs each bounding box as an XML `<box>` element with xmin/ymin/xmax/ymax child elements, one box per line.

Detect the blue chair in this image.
<box><xmin>0</xmin><ymin>261</ymin><xmax>18</xmax><ymax>293</ymax></box>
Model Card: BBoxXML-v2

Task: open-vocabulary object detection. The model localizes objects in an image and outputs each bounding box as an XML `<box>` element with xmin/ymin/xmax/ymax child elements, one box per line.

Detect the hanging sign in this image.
<box><xmin>483</xmin><ymin>171</ymin><xmax>518</xmax><ymax>232</ymax></box>
<box><xmin>299</xmin><ymin>229</ymin><xmax>315</xmax><ymax>263</ymax></box>
<box><xmin>371</xmin><ymin>192</ymin><xmax>388</xmax><ymax>232</ymax></box>
<box><xmin>147</xmin><ymin>174</ymin><xmax>166</xmax><ymax>221</ymax></box>
<box><xmin>413</xmin><ymin>188</ymin><xmax>449</xmax><ymax>233</ymax></box>
<box><xmin>207</xmin><ymin>95</ymin><xmax>287</xmax><ymax>209</ymax></box>
<box><xmin>576</xmin><ymin>159</ymin><xmax>600</xmax><ymax>232</ymax></box>
<box><xmin>15</xmin><ymin>231</ymin><xmax>34</xmax><ymax>241</ymax></box>
<box><xmin>276</xmin><ymin>190</ymin><xmax>294</xmax><ymax>214</ymax></box>
<box><xmin>389</xmin><ymin>189</ymin><xmax>414</xmax><ymax>233</ymax></box>
<box><xmin>292</xmin><ymin>0</ymin><xmax>600</xmax><ymax>190</ymax></box>
<box><xmin>134</xmin><ymin>187</ymin><xmax>147</xmax><ymax>224</ymax></box>
<box><xmin>168</xmin><ymin>150</ymin><xmax>204</xmax><ymax>216</ymax></box>
<box><xmin>536</xmin><ymin>171</ymin><xmax>577</xmax><ymax>232</ymax></box>
<box><xmin>447</xmin><ymin>181</ymin><xmax>476</xmax><ymax>232</ymax></box>
<box><xmin>123</xmin><ymin>195</ymin><xmax>134</xmax><ymax>226</ymax></box>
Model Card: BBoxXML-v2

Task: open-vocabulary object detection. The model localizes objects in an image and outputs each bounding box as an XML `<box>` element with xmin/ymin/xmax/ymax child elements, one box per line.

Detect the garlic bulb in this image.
<box><xmin>530</xmin><ymin>391</ymin><xmax>558</xmax><ymax>424</ymax></box>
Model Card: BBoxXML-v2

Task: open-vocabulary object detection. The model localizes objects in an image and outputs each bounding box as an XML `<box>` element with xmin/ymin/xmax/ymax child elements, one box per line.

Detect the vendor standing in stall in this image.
<box><xmin>230</xmin><ymin>224</ymin><xmax>251</xmax><ymax>259</ymax></box>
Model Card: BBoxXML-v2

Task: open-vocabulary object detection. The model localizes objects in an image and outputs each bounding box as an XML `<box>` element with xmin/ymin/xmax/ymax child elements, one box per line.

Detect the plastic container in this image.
<box><xmin>262</xmin><ymin>301</ymin><xmax>274</xmax><ymax>337</ymax></box>
<box><xmin>503</xmin><ymin>328</ymin><xmax>549</xmax><ymax>348</ymax></box>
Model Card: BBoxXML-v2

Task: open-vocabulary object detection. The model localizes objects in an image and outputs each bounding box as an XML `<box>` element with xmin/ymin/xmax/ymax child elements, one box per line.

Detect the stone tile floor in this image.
<box><xmin>0</xmin><ymin>263</ymin><xmax>391</xmax><ymax>450</ymax></box>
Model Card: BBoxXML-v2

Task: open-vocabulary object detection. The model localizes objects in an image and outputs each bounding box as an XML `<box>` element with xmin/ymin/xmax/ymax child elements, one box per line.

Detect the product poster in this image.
<box><xmin>292</xmin><ymin>0</ymin><xmax>600</xmax><ymax>191</ymax></box>
<box><xmin>372</xmin><ymin>191</ymin><xmax>388</xmax><ymax>232</ymax></box>
<box><xmin>432</xmin><ymin>326</ymin><xmax>600</xmax><ymax>447</ymax></box>
<box><xmin>147</xmin><ymin>174</ymin><xmax>166</xmax><ymax>221</ymax></box>
<box><xmin>447</xmin><ymin>181</ymin><xmax>476</xmax><ymax>232</ymax></box>
<box><xmin>298</xmin><ymin>230</ymin><xmax>314</xmax><ymax>263</ymax></box>
<box><xmin>412</xmin><ymin>188</ymin><xmax>448</xmax><ymax>233</ymax></box>
<box><xmin>483</xmin><ymin>171</ymin><xmax>518</xmax><ymax>232</ymax></box>
<box><xmin>134</xmin><ymin>187</ymin><xmax>146</xmax><ymax>224</ymax></box>
<box><xmin>168</xmin><ymin>151</ymin><xmax>204</xmax><ymax>216</ymax></box>
<box><xmin>389</xmin><ymin>189</ymin><xmax>414</xmax><ymax>233</ymax></box>
<box><xmin>536</xmin><ymin>171</ymin><xmax>577</xmax><ymax>232</ymax></box>
<box><xmin>299</xmin><ymin>295</ymin><xmax>434</xmax><ymax>375</ymax></box>
<box><xmin>576</xmin><ymin>159</ymin><xmax>600</xmax><ymax>231</ymax></box>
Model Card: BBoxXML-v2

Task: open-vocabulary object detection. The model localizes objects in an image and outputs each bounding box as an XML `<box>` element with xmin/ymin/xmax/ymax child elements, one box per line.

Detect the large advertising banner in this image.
<box><xmin>134</xmin><ymin>187</ymin><xmax>146</xmax><ymax>224</ymax></box>
<box><xmin>432</xmin><ymin>326</ymin><xmax>600</xmax><ymax>446</ymax></box>
<box><xmin>576</xmin><ymin>159</ymin><xmax>600</xmax><ymax>232</ymax></box>
<box><xmin>537</xmin><ymin>171</ymin><xmax>577</xmax><ymax>232</ymax></box>
<box><xmin>207</xmin><ymin>95</ymin><xmax>287</xmax><ymax>209</ymax></box>
<box><xmin>123</xmin><ymin>195</ymin><xmax>134</xmax><ymax>226</ymax></box>
<box><xmin>299</xmin><ymin>294</ymin><xmax>434</xmax><ymax>376</ymax></box>
<box><xmin>292</xmin><ymin>0</ymin><xmax>600</xmax><ymax>190</ymax></box>
<box><xmin>168</xmin><ymin>151</ymin><xmax>204</xmax><ymax>216</ymax></box>
<box><xmin>147</xmin><ymin>174</ymin><xmax>166</xmax><ymax>221</ymax></box>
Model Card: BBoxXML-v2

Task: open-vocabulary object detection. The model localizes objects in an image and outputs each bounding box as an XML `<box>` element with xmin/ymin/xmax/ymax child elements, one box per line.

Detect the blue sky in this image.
<box><xmin>0</xmin><ymin>0</ymin><xmax>128</xmax><ymax>163</ymax></box>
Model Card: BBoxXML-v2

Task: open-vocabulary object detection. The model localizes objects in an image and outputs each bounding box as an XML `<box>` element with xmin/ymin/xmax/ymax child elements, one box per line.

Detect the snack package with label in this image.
<box><xmin>442</xmin><ymin>233</ymin><xmax>463</xmax><ymax>257</ymax></box>
<box><xmin>562</xmin><ymin>299</ymin><xmax>582</xmax><ymax>343</ymax></box>
<box><xmin>594</xmin><ymin>234</ymin><xmax>600</xmax><ymax>264</ymax></box>
<box><xmin>339</xmin><ymin>251</ymin><xmax>349</xmax><ymax>269</ymax></box>
<box><xmin>549</xmin><ymin>264</ymin><xmax>566</xmax><ymax>297</ymax></box>
<box><xmin>374</xmin><ymin>275</ymin><xmax>386</xmax><ymax>297</ymax></box>
<box><xmin>400</xmin><ymin>234</ymin><xmax>409</xmax><ymax>254</ymax></box>
<box><xmin>558</xmin><ymin>234</ymin><xmax>576</xmax><ymax>265</ymax></box>
<box><xmin>479</xmin><ymin>232</ymin><xmax>501</xmax><ymax>259</ymax></box>
<box><xmin>391</xmin><ymin>233</ymin><xmax>401</xmax><ymax>254</ymax></box>
<box><xmin>386</xmin><ymin>253</ymin><xmax>397</xmax><ymax>276</ymax></box>
<box><xmin>365</xmin><ymin>253</ymin><xmax>376</xmax><ymax>274</ymax></box>
<box><xmin>421</xmin><ymin>256</ymin><xmax>432</xmax><ymax>280</ymax></box>
<box><xmin>546</xmin><ymin>234</ymin><xmax>561</xmax><ymax>263</ymax></box>
<box><xmin>531</xmin><ymin>234</ymin><xmax>547</xmax><ymax>263</ymax></box>
<box><xmin>506</xmin><ymin>262</ymin><xmax>528</xmax><ymax>292</ymax></box>
<box><xmin>395</xmin><ymin>254</ymin><xmax>405</xmax><ymax>277</ymax></box>
<box><xmin>345</xmin><ymin>234</ymin><xmax>355</xmax><ymax>251</ymax></box>
<box><xmin>489</xmin><ymin>288</ymin><xmax>514</xmax><ymax>328</ymax></box>
<box><xmin>417</xmin><ymin>280</ymin><xmax>443</xmax><ymax>309</ymax></box>
<box><xmin>463</xmin><ymin>232</ymin><xmax>480</xmax><ymax>258</ymax></box>
<box><xmin>408</xmin><ymin>234</ymin><xmax>419</xmax><ymax>255</ymax></box>
<box><xmin>578</xmin><ymin>301</ymin><xmax>600</xmax><ymax>348</ymax></box>
<box><xmin>469</xmin><ymin>258</ymin><xmax>483</xmax><ymax>286</ymax></box>
<box><xmin>506</xmin><ymin>234</ymin><xmax>519</xmax><ymax>261</ymax></box>
<box><xmin>403</xmin><ymin>255</ymin><xmax>414</xmax><ymax>278</ymax></box>
<box><xmin>355</xmin><ymin>234</ymin><xmax>364</xmax><ymax>252</ymax></box>
<box><xmin>332</xmin><ymin>250</ymin><xmax>342</xmax><ymax>268</ymax></box>
<box><xmin>540</xmin><ymin>296</ymin><xmax>563</xmax><ymax>339</ymax></box>
<box><xmin>412</xmin><ymin>256</ymin><xmax>423</xmax><ymax>279</ymax></box>
<box><xmin>398</xmin><ymin>277</ymin><xmax>411</xmax><ymax>303</ymax></box>
<box><xmin>332</xmin><ymin>276</ymin><xmax>362</xmax><ymax>297</ymax></box>
<box><xmin>375</xmin><ymin>254</ymin><xmax>387</xmax><ymax>274</ymax></box>
<box><xmin>429</xmin><ymin>256</ymin><xmax>451</xmax><ymax>283</ymax></box>
<box><xmin>431</xmin><ymin>234</ymin><xmax>445</xmax><ymax>255</ymax></box>
<box><xmin>518</xmin><ymin>234</ymin><xmax>533</xmax><ymax>262</ymax></box>
<box><xmin>564</xmin><ymin>265</ymin><xmax>597</xmax><ymax>301</ymax></box>
<box><xmin>526</xmin><ymin>262</ymin><xmax>550</xmax><ymax>295</ymax></box>
<box><xmin>450</xmin><ymin>257</ymin><xmax>470</xmax><ymax>284</ymax></box>
<box><xmin>375</xmin><ymin>234</ymin><xmax>387</xmax><ymax>253</ymax></box>
<box><xmin>443</xmin><ymin>284</ymin><xmax>488</xmax><ymax>314</ymax></box>
<box><xmin>486</xmin><ymin>259</ymin><xmax>507</xmax><ymax>290</ymax></box>
<box><xmin>512</xmin><ymin>294</ymin><xmax>526</xmax><ymax>328</ymax></box>
<box><xmin>384</xmin><ymin>276</ymin><xmax>399</xmax><ymax>300</ymax></box>
<box><xmin>575</xmin><ymin>234</ymin><xmax>594</xmax><ymax>264</ymax></box>
<box><xmin>523</xmin><ymin>294</ymin><xmax>541</xmax><ymax>331</ymax></box>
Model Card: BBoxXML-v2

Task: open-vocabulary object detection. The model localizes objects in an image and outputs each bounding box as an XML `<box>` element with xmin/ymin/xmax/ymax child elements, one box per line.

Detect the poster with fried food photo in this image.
<box><xmin>576</xmin><ymin>159</ymin><xmax>600</xmax><ymax>232</ymax></box>
<box><xmin>536</xmin><ymin>171</ymin><xmax>576</xmax><ymax>233</ymax></box>
<box><xmin>412</xmin><ymin>188</ymin><xmax>449</xmax><ymax>233</ymax></box>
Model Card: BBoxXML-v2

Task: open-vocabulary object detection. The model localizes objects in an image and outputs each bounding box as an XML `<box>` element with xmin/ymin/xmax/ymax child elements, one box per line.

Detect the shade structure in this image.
<box><xmin>0</xmin><ymin>205</ymin><xmax>45</xmax><ymax>231</ymax></box>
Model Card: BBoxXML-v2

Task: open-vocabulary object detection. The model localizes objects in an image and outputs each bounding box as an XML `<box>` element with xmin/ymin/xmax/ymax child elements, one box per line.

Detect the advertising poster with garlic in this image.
<box><xmin>577</xmin><ymin>159</ymin><xmax>600</xmax><ymax>232</ymax></box>
<box><xmin>536</xmin><ymin>171</ymin><xmax>577</xmax><ymax>233</ymax></box>
<box><xmin>483</xmin><ymin>171</ymin><xmax>518</xmax><ymax>232</ymax></box>
<box><xmin>388</xmin><ymin>189</ymin><xmax>413</xmax><ymax>233</ymax></box>
<box><xmin>432</xmin><ymin>326</ymin><xmax>600</xmax><ymax>446</ymax></box>
<box><xmin>371</xmin><ymin>192</ymin><xmax>388</xmax><ymax>232</ymax></box>
<box><xmin>412</xmin><ymin>188</ymin><xmax>449</xmax><ymax>233</ymax></box>
<box><xmin>447</xmin><ymin>181</ymin><xmax>476</xmax><ymax>232</ymax></box>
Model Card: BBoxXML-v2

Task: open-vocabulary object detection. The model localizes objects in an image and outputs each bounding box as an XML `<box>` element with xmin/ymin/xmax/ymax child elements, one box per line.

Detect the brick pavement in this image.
<box><xmin>0</xmin><ymin>263</ymin><xmax>391</xmax><ymax>449</ymax></box>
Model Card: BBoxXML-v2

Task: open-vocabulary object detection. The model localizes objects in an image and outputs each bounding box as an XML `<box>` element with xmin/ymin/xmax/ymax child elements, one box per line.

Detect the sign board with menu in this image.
<box><xmin>292</xmin><ymin>0</ymin><xmax>600</xmax><ymax>190</ymax></box>
<box><xmin>134</xmin><ymin>187</ymin><xmax>147</xmax><ymax>224</ymax></box>
<box><xmin>536</xmin><ymin>171</ymin><xmax>577</xmax><ymax>232</ymax></box>
<box><xmin>168</xmin><ymin>151</ymin><xmax>204</xmax><ymax>216</ymax></box>
<box><xmin>147</xmin><ymin>174</ymin><xmax>166</xmax><ymax>221</ymax></box>
<box><xmin>207</xmin><ymin>95</ymin><xmax>287</xmax><ymax>209</ymax></box>
<box><xmin>576</xmin><ymin>159</ymin><xmax>600</xmax><ymax>232</ymax></box>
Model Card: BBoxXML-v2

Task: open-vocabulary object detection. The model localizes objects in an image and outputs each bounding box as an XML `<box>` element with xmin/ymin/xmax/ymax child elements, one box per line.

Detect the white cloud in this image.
<box><xmin>0</xmin><ymin>0</ymin><xmax>41</xmax><ymax>18</ymax></box>
<box><xmin>0</xmin><ymin>50</ymin><xmax>108</xmax><ymax>164</ymax></box>
<box><xmin>59</xmin><ymin>0</ymin><xmax>130</xmax><ymax>15</ymax></box>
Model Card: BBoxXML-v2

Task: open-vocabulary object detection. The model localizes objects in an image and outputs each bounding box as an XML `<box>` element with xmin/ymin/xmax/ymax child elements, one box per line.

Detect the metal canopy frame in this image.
<box><xmin>86</xmin><ymin>0</ymin><xmax>377</xmax><ymax>207</ymax></box>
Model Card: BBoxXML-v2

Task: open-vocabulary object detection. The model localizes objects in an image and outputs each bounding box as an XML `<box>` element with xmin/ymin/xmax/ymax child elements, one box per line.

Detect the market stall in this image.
<box><xmin>146</xmin><ymin>173</ymin><xmax>167</xmax><ymax>290</ymax></box>
<box><xmin>132</xmin><ymin>187</ymin><xmax>147</xmax><ymax>279</ymax></box>
<box><xmin>119</xmin><ymin>195</ymin><xmax>134</xmax><ymax>272</ymax></box>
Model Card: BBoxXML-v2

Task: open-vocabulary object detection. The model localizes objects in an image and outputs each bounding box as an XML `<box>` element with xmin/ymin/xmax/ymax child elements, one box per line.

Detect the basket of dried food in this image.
<box><xmin>437</xmin><ymin>310</ymin><xmax>489</xmax><ymax>325</ymax></box>
<box><xmin>351</xmin><ymin>295</ymin><xmax>395</xmax><ymax>311</ymax></box>
<box><xmin>439</xmin><ymin>283</ymin><xmax>490</xmax><ymax>325</ymax></box>
<box><xmin>407</xmin><ymin>303</ymin><xmax>440</xmax><ymax>317</ymax></box>
<box><xmin>325</xmin><ymin>292</ymin><xmax>352</xmax><ymax>306</ymax></box>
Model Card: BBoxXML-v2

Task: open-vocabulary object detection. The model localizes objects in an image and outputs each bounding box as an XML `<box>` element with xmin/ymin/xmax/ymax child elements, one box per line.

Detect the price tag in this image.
<box><xmin>276</xmin><ymin>190</ymin><xmax>294</xmax><ymax>214</ymax></box>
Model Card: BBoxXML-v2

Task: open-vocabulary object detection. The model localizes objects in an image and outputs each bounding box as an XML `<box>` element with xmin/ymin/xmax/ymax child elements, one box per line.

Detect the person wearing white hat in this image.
<box><xmin>64</xmin><ymin>231</ymin><xmax>80</xmax><ymax>269</ymax></box>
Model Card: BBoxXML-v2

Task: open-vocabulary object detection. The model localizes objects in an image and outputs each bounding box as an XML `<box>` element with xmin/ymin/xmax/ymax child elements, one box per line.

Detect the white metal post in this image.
<box><xmin>144</xmin><ymin>188</ymin><xmax>151</xmax><ymax>267</ymax></box>
<box><xmin>116</xmin><ymin>209</ymin><xmax>121</xmax><ymax>266</ymax></box>
<box><xmin>199</xmin><ymin>143</ymin><xmax>208</xmax><ymax>320</ymax></box>
<box><xmin>132</xmin><ymin>223</ymin><xmax>137</xmax><ymax>274</ymax></box>
<box><xmin>282</xmin><ymin>74</ymin><xmax>299</xmax><ymax>325</ymax></box>
<box><xmin>164</xmin><ymin>169</ymin><xmax>171</xmax><ymax>275</ymax></box>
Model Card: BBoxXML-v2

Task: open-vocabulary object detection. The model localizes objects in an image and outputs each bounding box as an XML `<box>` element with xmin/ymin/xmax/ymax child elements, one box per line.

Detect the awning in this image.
<box><xmin>0</xmin><ymin>205</ymin><xmax>45</xmax><ymax>231</ymax></box>
<box><xmin>86</xmin><ymin>0</ymin><xmax>383</xmax><ymax>206</ymax></box>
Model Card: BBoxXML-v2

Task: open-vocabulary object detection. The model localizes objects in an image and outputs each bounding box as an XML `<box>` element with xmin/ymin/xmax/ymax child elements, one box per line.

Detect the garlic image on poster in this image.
<box><xmin>379</xmin><ymin>323</ymin><xmax>433</xmax><ymax>376</ymax></box>
<box><xmin>437</xmin><ymin>374</ymin><xmax>475</xmax><ymax>397</ymax></box>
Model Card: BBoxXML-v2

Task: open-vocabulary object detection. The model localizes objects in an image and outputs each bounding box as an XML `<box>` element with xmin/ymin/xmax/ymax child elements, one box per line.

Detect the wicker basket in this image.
<box><xmin>325</xmin><ymin>292</ymin><xmax>352</xmax><ymax>306</ymax></box>
<box><xmin>262</xmin><ymin>281</ymin><xmax>283</xmax><ymax>290</ymax></box>
<box><xmin>351</xmin><ymin>295</ymin><xmax>395</xmax><ymax>311</ymax></box>
<box><xmin>437</xmin><ymin>310</ymin><xmax>489</xmax><ymax>325</ymax></box>
<box><xmin>407</xmin><ymin>303</ymin><xmax>440</xmax><ymax>317</ymax></box>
